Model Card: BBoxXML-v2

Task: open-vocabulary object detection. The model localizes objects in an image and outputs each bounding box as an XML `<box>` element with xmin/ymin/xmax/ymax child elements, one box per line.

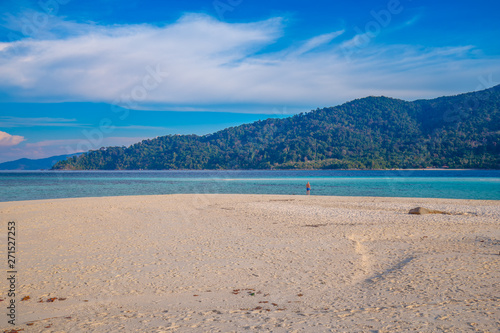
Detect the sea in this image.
<box><xmin>0</xmin><ymin>170</ymin><xmax>499</xmax><ymax>202</ymax></box>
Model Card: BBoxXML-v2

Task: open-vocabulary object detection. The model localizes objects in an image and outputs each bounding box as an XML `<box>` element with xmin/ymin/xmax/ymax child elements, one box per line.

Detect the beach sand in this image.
<box><xmin>1</xmin><ymin>194</ymin><xmax>499</xmax><ymax>332</ymax></box>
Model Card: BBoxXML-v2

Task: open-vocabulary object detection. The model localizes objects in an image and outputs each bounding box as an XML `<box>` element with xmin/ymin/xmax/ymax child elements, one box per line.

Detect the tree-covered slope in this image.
<box><xmin>53</xmin><ymin>85</ymin><xmax>500</xmax><ymax>170</ymax></box>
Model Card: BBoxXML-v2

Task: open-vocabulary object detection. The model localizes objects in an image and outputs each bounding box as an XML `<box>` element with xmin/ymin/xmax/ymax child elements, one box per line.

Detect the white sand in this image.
<box><xmin>1</xmin><ymin>194</ymin><xmax>499</xmax><ymax>332</ymax></box>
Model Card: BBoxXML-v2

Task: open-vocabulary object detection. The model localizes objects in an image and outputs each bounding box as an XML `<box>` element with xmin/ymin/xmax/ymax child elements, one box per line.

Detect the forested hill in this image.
<box><xmin>53</xmin><ymin>85</ymin><xmax>500</xmax><ymax>170</ymax></box>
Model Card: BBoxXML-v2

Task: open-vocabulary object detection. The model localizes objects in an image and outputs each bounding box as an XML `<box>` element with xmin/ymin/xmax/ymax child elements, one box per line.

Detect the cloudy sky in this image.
<box><xmin>0</xmin><ymin>0</ymin><xmax>499</xmax><ymax>163</ymax></box>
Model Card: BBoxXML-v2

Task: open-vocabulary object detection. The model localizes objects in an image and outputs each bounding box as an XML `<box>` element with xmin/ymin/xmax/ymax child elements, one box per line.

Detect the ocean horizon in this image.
<box><xmin>1</xmin><ymin>169</ymin><xmax>499</xmax><ymax>202</ymax></box>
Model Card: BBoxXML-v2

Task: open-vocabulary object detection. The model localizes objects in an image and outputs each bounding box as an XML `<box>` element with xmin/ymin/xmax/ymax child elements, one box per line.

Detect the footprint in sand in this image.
<box><xmin>348</xmin><ymin>236</ymin><xmax>372</xmax><ymax>284</ymax></box>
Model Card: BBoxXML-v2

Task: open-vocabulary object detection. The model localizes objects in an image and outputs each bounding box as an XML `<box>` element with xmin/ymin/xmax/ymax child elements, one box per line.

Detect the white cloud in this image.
<box><xmin>288</xmin><ymin>30</ymin><xmax>345</xmax><ymax>57</ymax></box>
<box><xmin>403</xmin><ymin>14</ymin><xmax>421</xmax><ymax>27</ymax></box>
<box><xmin>25</xmin><ymin>136</ymin><xmax>148</xmax><ymax>151</ymax></box>
<box><xmin>0</xmin><ymin>116</ymin><xmax>80</xmax><ymax>127</ymax></box>
<box><xmin>118</xmin><ymin>125</ymin><xmax>175</xmax><ymax>131</ymax></box>
<box><xmin>0</xmin><ymin>131</ymin><xmax>25</xmax><ymax>146</ymax></box>
<box><xmin>0</xmin><ymin>136</ymin><xmax>149</xmax><ymax>163</ymax></box>
<box><xmin>339</xmin><ymin>33</ymin><xmax>372</xmax><ymax>50</ymax></box>
<box><xmin>0</xmin><ymin>12</ymin><xmax>498</xmax><ymax>113</ymax></box>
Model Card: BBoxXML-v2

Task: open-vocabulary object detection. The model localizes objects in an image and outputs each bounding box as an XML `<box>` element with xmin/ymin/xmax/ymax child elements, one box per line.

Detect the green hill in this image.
<box><xmin>53</xmin><ymin>85</ymin><xmax>500</xmax><ymax>170</ymax></box>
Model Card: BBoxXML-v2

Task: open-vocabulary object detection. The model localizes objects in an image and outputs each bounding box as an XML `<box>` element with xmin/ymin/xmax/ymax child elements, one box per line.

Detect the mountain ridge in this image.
<box><xmin>53</xmin><ymin>85</ymin><xmax>500</xmax><ymax>170</ymax></box>
<box><xmin>0</xmin><ymin>153</ymin><xmax>82</xmax><ymax>170</ymax></box>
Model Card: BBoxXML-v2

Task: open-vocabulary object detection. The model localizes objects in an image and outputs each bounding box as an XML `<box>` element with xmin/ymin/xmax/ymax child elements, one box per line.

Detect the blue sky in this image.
<box><xmin>0</xmin><ymin>0</ymin><xmax>499</xmax><ymax>162</ymax></box>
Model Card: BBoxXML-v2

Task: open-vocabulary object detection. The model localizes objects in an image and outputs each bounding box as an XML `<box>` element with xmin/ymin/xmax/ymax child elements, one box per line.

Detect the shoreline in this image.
<box><xmin>2</xmin><ymin>193</ymin><xmax>500</xmax><ymax>205</ymax></box>
<box><xmin>1</xmin><ymin>194</ymin><xmax>499</xmax><ymax>331</ymax></box>
<box><xmin>2</xmin><ymin>168</ymin><xmax>499</xmax><ymax>172</ymax></box>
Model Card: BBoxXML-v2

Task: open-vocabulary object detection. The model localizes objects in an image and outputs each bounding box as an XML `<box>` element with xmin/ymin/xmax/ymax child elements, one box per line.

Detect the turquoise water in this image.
<box><xmin>0</xmin><ymin>170</ymin><xmax>499</xmax><ymax>202</ymax></box>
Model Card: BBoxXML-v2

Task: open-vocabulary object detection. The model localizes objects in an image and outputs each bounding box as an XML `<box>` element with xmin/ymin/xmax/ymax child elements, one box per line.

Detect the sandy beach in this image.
<box><xmin>1</xmin><ymin>194</ymin><xmax>499</xmax><ymax>332</ymax></box>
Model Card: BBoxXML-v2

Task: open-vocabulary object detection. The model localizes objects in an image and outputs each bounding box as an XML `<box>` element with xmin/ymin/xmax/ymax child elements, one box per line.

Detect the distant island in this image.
<box><xmin>53</xmin><ymin>85</ymin><xmax>500</xmax><ymax>170</ymax></box>
<box><xmin>0</xmin><ymin>153</ymin><xmax>81</xmax><ymax>171</ymax></box>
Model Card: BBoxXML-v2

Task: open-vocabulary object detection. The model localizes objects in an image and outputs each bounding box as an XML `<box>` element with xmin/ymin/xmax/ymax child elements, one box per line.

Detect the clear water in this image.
<box><xmin>0</xmin><ymin>170</ymin><xmax>499</xmax><ymax>202</ymax></box>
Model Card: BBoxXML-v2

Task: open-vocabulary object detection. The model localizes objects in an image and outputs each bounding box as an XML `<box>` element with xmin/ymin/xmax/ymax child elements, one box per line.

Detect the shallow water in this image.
<box><xmin>0</xmin><ymin>170</ymin><xmax>499</xmax><ymax>202</ymax></box>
